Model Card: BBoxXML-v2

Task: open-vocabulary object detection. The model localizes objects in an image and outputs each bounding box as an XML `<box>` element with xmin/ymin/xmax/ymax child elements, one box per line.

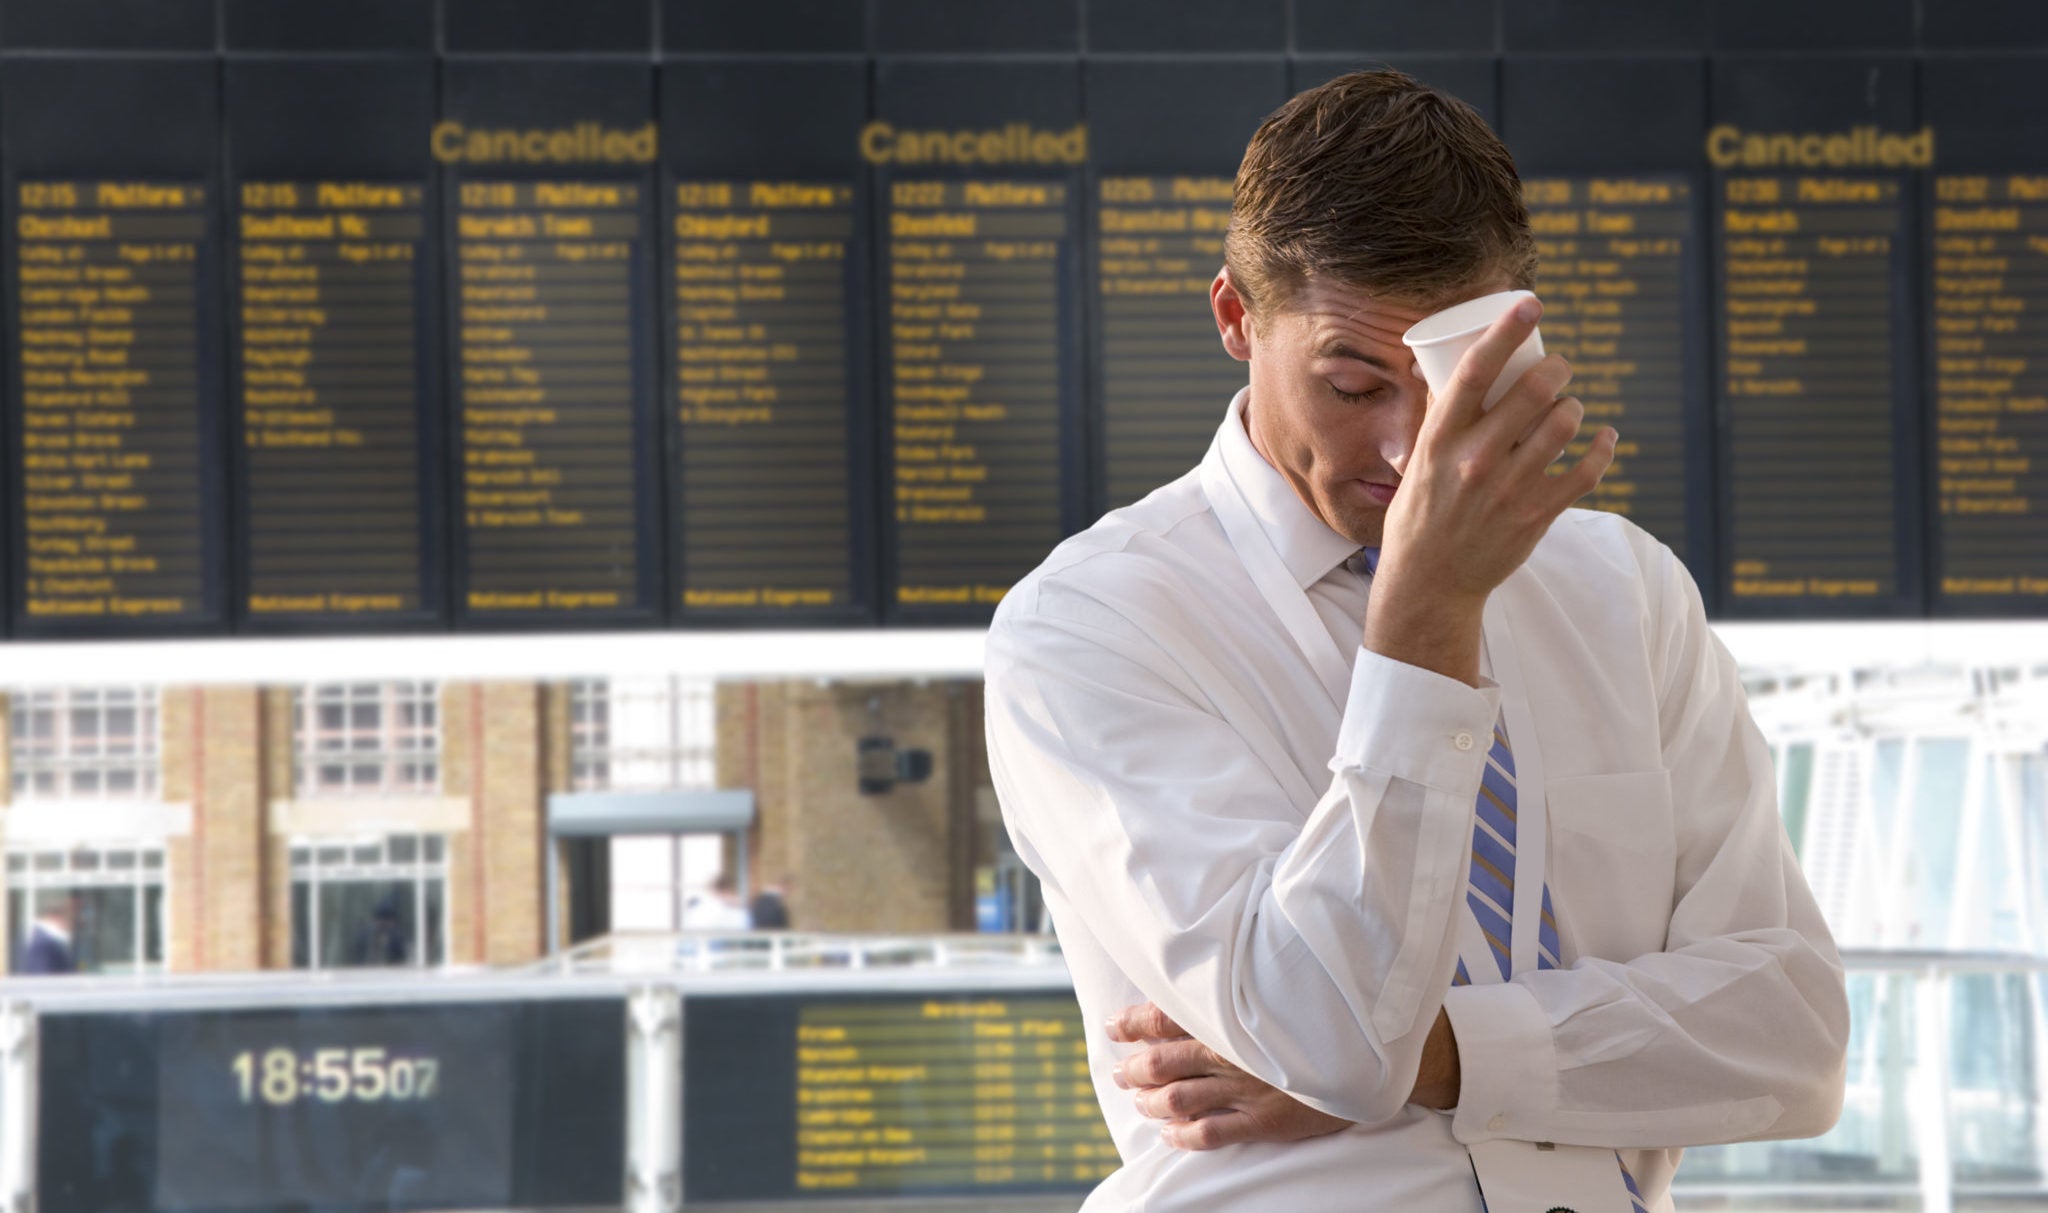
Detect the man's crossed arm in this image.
<box><xmin>1107</xmin><ymin>1000</ymin><xmax>1461</xmax><ymax>1150</ymax></box>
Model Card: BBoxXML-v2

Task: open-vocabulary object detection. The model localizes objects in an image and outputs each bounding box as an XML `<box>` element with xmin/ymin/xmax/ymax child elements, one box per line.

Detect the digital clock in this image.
<box><xmin>230</xmin><ymin>1044</ymin><xmax>443</xmax><ymax>1106</ymax></box>
<box><xmin>37</xmin><ymin>996</ymin><xmax>628</xmax><ymax>1212</ymax></box>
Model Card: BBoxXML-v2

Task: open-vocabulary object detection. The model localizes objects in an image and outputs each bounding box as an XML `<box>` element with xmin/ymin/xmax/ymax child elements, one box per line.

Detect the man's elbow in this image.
<box><xmin>1769</xmin><ymin>1050</ymin><xmax>1847</xmax><ymax>1139</ymax></box>
<box><xmin>1766</xmin><ymin>983</ymin><xmax>1851</xmax><ymax>1139</ymax></box>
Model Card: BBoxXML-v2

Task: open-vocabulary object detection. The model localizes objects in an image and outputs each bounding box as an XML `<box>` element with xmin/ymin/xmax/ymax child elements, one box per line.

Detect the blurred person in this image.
<box><xmin>984</xmin><ymin>70</ymin><xmax>1849</xmax><ymax>1211</ymax></box>
<box><xmin>681</xmin><ymin>870</ymin><xmax>750</xmax><ymax>931</ymax></box>
<box><xmin>348</xmin><ymin>894</ymin><xmax>410</xmax><ymax>967</ymax></box>
<box><xmin>17</xmin><ymin>893</ymin><xmax>79</xmax><ymax>975</ymax></box>
<box><xmin>748</xmin><ymin>876</ymin><xmax>791</xmax><ymax>930</ymax></box>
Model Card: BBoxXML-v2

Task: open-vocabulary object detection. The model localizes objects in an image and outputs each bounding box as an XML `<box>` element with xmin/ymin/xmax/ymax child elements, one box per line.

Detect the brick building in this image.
<box><xmin>0</xmin><ymin>677</ymin><xmax>996</xmax><ymax>975</ymax></box>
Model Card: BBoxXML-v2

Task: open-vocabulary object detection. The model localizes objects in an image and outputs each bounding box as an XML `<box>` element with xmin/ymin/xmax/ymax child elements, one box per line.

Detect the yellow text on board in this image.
<box><xmin>860</xmin><ymin>122</ymin><xmax>1087</xmax><ymax>166</ymax></box>
<box><xmin>1706</xmin><ymin>124</ymin><xmax>1934</xmax><ymax>169</ymax></box>
<box><xmin>431</xmin><ymin>121</ymin><xmax>657</xmax><ymax>165</ymax></box>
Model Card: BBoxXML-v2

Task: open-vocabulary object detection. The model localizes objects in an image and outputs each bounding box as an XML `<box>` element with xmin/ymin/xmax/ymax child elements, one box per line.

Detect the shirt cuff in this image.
<box><xmin>1443</xmin><ymin>979</ymin><xmax>1558</xmax><ymax>1143</ymax></box>
<box><xmin>1333</xmin><ymin>645</ymin><xmax>1501</xmax><ymax>791</ymax></box>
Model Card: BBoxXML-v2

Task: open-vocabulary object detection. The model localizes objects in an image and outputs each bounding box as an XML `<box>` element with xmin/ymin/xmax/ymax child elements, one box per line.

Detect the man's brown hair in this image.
<box><xmin>1225</xmin><ymin>69</ymin><xmax>1537</xmax><ymax>318</ymax></box>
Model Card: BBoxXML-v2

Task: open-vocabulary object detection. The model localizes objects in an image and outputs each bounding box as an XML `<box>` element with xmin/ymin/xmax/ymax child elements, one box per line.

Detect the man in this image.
<box><xmin>983</xmin><ymin>70</ymin><xmax>1848</xmax><ymax>1211</ymax></box>
<box><xmin>18</xmin><ymin>894</ymin><xmax>79</xmax><ymax>975</ymax></box>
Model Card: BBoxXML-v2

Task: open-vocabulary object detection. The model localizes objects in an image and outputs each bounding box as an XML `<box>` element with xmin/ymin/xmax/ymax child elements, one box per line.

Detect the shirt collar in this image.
<box><xmin>1217</xmin><ymin>387</ymin><xmax>1364</xmax><ymax>590</ymax></box>
<box><xmin>34</xmin><ymin>918</ymin><xmax>70</xmax><ymax>946</ymax></box>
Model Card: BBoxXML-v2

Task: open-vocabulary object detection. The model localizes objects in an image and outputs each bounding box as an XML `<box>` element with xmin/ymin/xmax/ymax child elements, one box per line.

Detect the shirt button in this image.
<box><xmin>1488</xmin><ymin>1114</ymin><xmax>1506</xmax><ymax>1132</ymax></box>
<box><xmin>1454</xmin><ymin>732</ymin><xmax>1476</xmax><ymax>751</ymax></box>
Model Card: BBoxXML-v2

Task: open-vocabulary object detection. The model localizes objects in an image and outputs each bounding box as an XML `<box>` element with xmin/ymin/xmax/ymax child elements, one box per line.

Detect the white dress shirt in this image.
<box><xmin>983</xmin><ymin>389</ymin><xmax>1849</xmax><ymax>1212</ymax></box>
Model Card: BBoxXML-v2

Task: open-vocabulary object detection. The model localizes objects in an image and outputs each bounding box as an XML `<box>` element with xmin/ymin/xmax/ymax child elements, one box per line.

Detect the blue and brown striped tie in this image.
<box><xmin>1357</xmin><ymin>547</ymin><xmax>1648</xmax><ymax>1213</ymax></box>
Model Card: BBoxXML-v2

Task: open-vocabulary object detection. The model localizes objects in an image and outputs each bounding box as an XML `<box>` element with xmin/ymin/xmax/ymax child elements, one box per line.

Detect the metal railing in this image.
<box><xmin>526</xmin><ymin>929</ymin><xmax>1068</xmax><ymax>975</ymax></box>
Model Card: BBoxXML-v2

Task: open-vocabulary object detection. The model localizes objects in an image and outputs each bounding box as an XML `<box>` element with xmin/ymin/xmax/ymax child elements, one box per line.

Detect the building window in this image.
<box><xmin>7</xmin><ymin>844</ymin><xmax>166</xmax><ymax>975</ymax></box>
<box><xmin>567</xmin><ymin>677</ymin><xmax>715</xmax><ymax>791</ymax></box>
<box><xmin>569</xmin><ymin>680</ymin><xmax>610</xmax><ymax>790</ymax></box>
<box><xmin>290</xmin><ymin>833</ymin><xmax>447</xmax><ymax>969</ymax></box>
<box><xmin>566</xmin><ymin>678</ymin><xmax>722</xmax><ymax>932</ymax></box>
<box><xmin>294</xmin><ymin>682</ymin><xmax>439</xmax><ymax>796</ymax></box>
<box><xmin>9</xmin><ymin>687</ymin><xmax>160</xmax><ymax>800</ymax></box>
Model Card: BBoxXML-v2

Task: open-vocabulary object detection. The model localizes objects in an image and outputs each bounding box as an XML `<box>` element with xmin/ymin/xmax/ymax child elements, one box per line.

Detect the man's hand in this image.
<box><xmin>1104</xmin><ymin>1001</ymin><xmax>1467</xmax><ymax>1148</ymax></box>
<box><xmin>1107</xmin><ymin>1001</ymin><xmax>1351</xmax><ymax>1150</ymax></box>
<box><xmin>1367</xmin><ymin>295</ymin><xmax>1617</xmax><ymax>686</ymax></box>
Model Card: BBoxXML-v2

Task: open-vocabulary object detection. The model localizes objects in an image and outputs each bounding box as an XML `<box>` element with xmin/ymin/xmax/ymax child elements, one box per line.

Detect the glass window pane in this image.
<box><xmin>425</xmin><ymin>878</ymin><xmax>445</xmax><ymax>966</ymax></box>
<box><xmin>319</xmin><ymin>880</ymin><xmax>415</xmax><ymax>969</ymax></box>
<box><xmin>291</xmin><ymin>881</ymin><xmax>312</xmax><ymax>968</ymax></box>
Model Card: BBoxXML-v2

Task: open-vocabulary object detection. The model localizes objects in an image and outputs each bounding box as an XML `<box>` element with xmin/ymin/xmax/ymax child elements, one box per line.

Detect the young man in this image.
<box><xmin>983</xmin><ymin>70</ymin><xmax>1847</xmax><ymax>1211</ymax></box>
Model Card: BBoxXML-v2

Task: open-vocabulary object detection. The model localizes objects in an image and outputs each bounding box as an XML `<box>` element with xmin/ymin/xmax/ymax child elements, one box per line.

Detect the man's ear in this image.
<box><xmin>1211</xmin><ymin>266</ymin><xmax>1254</xmax><ymax>362</ymax></box>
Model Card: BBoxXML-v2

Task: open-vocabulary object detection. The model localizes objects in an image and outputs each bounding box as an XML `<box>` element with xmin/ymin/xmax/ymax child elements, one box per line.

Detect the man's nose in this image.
<box><xmin>1382</xmin><ymin>386</ymin><xmax>1428</xmax><ymax>475</ymax></box>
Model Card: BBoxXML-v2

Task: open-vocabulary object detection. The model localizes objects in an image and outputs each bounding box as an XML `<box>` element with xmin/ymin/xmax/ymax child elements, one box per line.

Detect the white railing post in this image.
<box><xmin>0</xmin><ymin>1002</ymin><xmax>34</xmax><ymax>1213</ymax></box>
<box><xmin>626</xmin><ymin>985</ymin><xmax>683</xmax><ymax>1213</ymax></box>
<box><xmin>1913</xmin><ymin>965</ymin><xmax>1953</xmax><ymax>1213</ymax></box>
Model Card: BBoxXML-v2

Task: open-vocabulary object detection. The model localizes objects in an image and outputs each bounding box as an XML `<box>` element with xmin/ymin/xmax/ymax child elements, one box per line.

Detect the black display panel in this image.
<box><xmin>1086</xmin><ymin>60</ymin><xmax>1283</xmax><ymax>513</ymax></box>
<box><xmin>0</xmin><ymin>0</ymin><xmax>213</xmax><ymax>50</ymax></box>
<box><xmin>872</xmin><ymin>0</ymin><xmax>1080</xmax><ymax>53</ymax></box>
<box><xmin>1291</xmin><ymin>0</ymin><xmax>1497</xmax><ymax>52</ymax></box>
<box><xmin>1502</xmin><ymin>60</ymin><xmax>1715</xmax><ymax>598</ymax></box>
<box><xmin>37</xmin><ymin>998</ymin><xmax>627</xmax><ymax>1212</ymax></box>
<box><xmin>222</xmin><ymin>0</ymin><xmax>432</xmax><ymax>52</ymax></box>
<box><xmin>874</xmin><ymin>61</ymin><xmax>1087</xmax><ymax>622</ymax></box>
<box><xmin>662</xmin><ymin>59</ymin><xmax>876</xmax><ymax>623</ymax></box>
<box><xmin>443</xmin><ymin>0</ymin><xmax>652</xmax><ymax>54</ymax></box>
<box><xmin>1712</xmin><ymin>58</ymin><xmax>1924</xmax><ymax>616</ymax></box>
<box><xmin>1085</xmin><ymin>0</ymin><xmax>1284</xmax><ymax>53</ymax></box>
<box><xmin>442</xmin><ymin>61</ymin><xmax>664</xmax><ymax>626</ymax></box>
<box><xmin>1923</xmin><ymin>57</ymin><xmax>2048</xmax><ymax>613</ymax></box>
<box><xmin>225</xmin><ymin>61</ymin><xmax>447</xmax><ymax>632</ymax></box>
<box><xmin>1502</xmin><ymin>0</ymin><xmax>1708</xmax><ymax>52</ymax></box>
<box><xmin>682</xmin><ymin>989</ymin><xmax>1116</xmax><ymax>1203</ymax></box>
<box><xmin>1</xmin><ymin>59</ymin><xmax>228</xmax><ymax>637</ymax></box>
<box><xmin>662</xmin><ymin>0</ymin><xmax>866</xmax><ymax>53</ymax></box>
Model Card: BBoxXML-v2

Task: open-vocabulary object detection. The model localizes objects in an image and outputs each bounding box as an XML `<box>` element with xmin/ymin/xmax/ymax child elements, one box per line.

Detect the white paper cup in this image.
<box><xmin>1401</xmin><ymin>288</ymin><xmax>1545</xmax><ymax>412</ymax></box>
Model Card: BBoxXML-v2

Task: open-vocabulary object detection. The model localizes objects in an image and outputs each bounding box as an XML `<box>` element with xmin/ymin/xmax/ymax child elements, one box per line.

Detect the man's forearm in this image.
<box><xmin>1363</xmin><ymin>582</ymin><xmax>1484</xmax><ymax>688</ymax></box>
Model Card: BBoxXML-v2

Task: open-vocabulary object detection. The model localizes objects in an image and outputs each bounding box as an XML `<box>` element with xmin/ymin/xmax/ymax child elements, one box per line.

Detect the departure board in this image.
<box><xmin>683</xmin><ymin>990</ymin><xmax>1117</xmax><ymax>1203</ymax></box>
<box><xmin>1095</xmin><ymin>175</ymin><xmax>1239</xmax><ymax>509</ymax></box>
<box><xmin>1928</xmin><ymin>176</ymin><xmax>2048</xmax><ymax>608</ymax></box>
<box><xmin>671</xmin><ymin>179</ymin><xmax>862</xmax><ymax>616</ymax></box>
<box><xmin>883</xmin><ymin>179</ymin><xmax>1076</xmax><ymax>619</ymax></box>
<box><xmin>36</xmin><ymin>997</ymin><xmax>626</xmax><ymax>1211</ymax></box>
<box><xmin>10</xmin><ymin>180</ymin><xmax>222</xmax><ymax>631</ymax></box>
<box><xmin>1526</xmin><ymin>176</ymin><xmax>1697</xmax><ymax>560</ymax></box>
<box><xmin>1718</xmin><ymin>174</ymin><xmax>1912</xmax><ymax>610</ymax></box>
<box><xmin>236</xmin><ymin>181</ymin><xmax>432</xmax><ymax>621</ymax></box>
<box><xmin>452</xmin><ymin>178</ymin><xmax>657</xmax><ymax>621</ymax></box>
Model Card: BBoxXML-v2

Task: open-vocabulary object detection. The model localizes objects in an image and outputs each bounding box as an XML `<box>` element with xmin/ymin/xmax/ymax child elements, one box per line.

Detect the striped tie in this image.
<box><xmin>1356</xmin><ymin>548</ymin><xmax>1648</xmax><ymax>1213</ymax></box>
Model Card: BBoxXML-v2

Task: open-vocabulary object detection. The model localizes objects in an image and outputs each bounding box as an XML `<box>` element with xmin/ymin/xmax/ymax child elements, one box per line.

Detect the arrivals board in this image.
<box><xmin>682</xmin><ymin>989</ymin><xmax>1117</xmax><ymax>1203</ymax></box>
<box><xmin>1712</xmin><ymin>58</ymin><xmax>1924</xmax><ymax>617</ymax></box>
<box><xmin>875</xmin><ymin>60</ymin><xmax>1085</xmax><ymax>624</ymax></box>
<box><xmin>1086</xmin><ymin>60</ymin><xmax>1283</xmax><ymax>513</ymax></box>
<box><xmin>662</xmin><ymin>57</ymin><xmax>876</xmax><ymax>623</ymax></box>
<box><xmin>0</xmin><ymin>33</ymin><xmax>2043</xmax><ymax>632</ymax></box>
<box><xmin>36</xmin><ymin>997</ymin><xmax>626</xmax><ymax>1211</ymax></box>
<box><xmin>225</xmin><ymin>58</ymin><xmax>446</xmax><ymax>631</ymax></box>
<box><xmin>1503</xmin><ymin>58</ymin><xmax>1716</xmax><ymax>593</ymax></box>
<box><xmin>1923</xmin><ymin>57</ymin><xmax>2048</xmax><ymax>613</ymax></box>
<box><xmin>1</xmin><ymin>58</ymin><xmax>229</xmax><ymax>636</ymax></box>
<box><xmin>1525</xmin><ymin>176</ymin><xmax>1700</xmax><ymax>559</ymax></box>
<box><xmin>442</xmin><ymin>61</ymin><xmax>664</xmax><ymax>627</ymax></box>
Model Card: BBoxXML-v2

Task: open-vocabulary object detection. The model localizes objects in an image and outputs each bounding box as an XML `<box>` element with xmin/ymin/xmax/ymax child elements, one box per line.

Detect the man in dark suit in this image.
<box><xmin>18</xmin><ymin>895</ymin><xmax>79</xmax><ymax>975</ymax></box>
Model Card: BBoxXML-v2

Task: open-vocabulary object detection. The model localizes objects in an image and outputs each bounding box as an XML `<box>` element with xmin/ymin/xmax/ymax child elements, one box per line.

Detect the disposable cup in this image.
<box><xmin>1400</xmin><ymin>289</ymin><xmax>1544</xmax><ymax>411</ymax></box>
